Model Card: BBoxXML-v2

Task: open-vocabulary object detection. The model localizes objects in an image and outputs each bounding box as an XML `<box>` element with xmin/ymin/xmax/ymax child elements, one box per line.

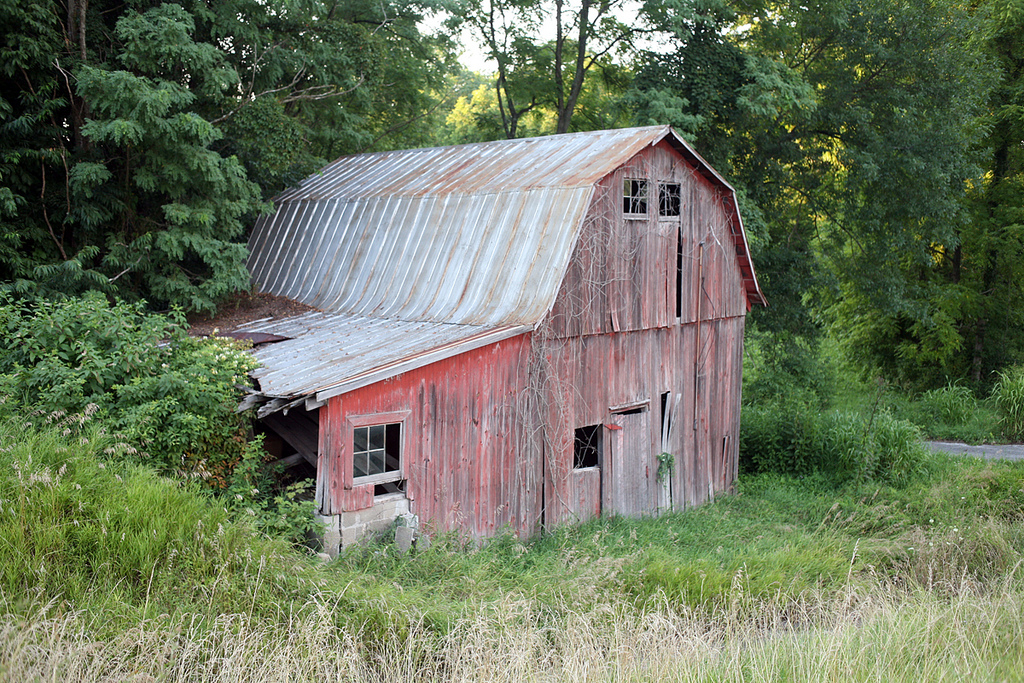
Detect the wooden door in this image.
<box><xmin>603</xmin><ymin>408</ymin><xmax>655</xmax><ymax>517</ymax></box>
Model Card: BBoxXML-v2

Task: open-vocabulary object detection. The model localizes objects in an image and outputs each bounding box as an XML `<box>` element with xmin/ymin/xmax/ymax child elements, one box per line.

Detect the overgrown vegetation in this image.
<box><xmin>993</xmin><ymin>365</ymin><xmax>1024</xmax><ymax>442</ymax></box>
<box><xmin>1</xmin><ymin>406</ymin><xmax>1022</xmax><ymax>680</ymax></box>
<box><xmin>0</xmin><ymin>294</ymin><xmax>316</xmax><ymax>544</ymax></box>
<box><xmin>740</xmin><ymin>405</ymin><xmax>929</xmax><ymax>486</ymax></box>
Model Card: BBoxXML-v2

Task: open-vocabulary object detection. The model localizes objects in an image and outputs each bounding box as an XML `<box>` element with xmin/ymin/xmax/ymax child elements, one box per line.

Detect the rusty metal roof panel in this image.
<box><xmin>248</xmin><ymin>185</ymin><xmax>595</xmax><ymax>326</ymax></box>
<box><xmin>233</xmin><ymin>312</ymin><xmax>528</xmax><ymax>401</ymax></box>
<box><xmin>276</xmin><ymin>126</ymin><xmax>670</xmax><ymax>202</ymax></box>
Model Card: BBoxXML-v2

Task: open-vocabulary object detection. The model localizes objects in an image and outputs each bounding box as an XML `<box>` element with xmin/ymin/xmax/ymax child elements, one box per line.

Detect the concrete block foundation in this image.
<box><xmin>318</xmin><ymin>493</ymin><xmax>414</xmax><ymax>557</ymax></box>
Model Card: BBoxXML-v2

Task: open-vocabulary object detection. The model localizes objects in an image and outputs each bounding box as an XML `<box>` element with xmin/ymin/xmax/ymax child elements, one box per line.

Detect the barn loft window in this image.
<box><xmin>353</xmin><ymin>422</ymin><xmax>402</xmax><ymax>483</ymax></box>
<box><xmin>623</xmin><ymin>178</ymin><xmax>648</xmax><ymax>216</ymax></box>
<box><xmin>573</xmin><ymin>425</ymin><xmax>602</xmax><ymax>469</ymax></box>
<box><xmin>659</xmin><ymin>183</ymin><xmax>681</xmax><ymax>217</ymax></box>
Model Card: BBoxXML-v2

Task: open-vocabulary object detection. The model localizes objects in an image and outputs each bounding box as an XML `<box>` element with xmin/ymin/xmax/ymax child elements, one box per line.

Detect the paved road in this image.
<box><xmin>927</xmin><ymin>441</ymin><xmax>1024</xmax><ymax>462</ymax></box>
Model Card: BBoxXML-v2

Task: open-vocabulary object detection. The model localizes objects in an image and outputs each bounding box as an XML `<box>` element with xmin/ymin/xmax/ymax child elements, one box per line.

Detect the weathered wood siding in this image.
<box><xmin>317</xmin><ymin>334</ymin><xmax>542</xmax><ymax>539</ymax></box>
<box><xmin>538</xmin><ymin>138</ymin><xmax>748</xmax><ymax>523</ymax></box>
<box><xmin>547</xmin><ymin>140</ymin><xmax>747</xmax><ymax>338</ymax></box>
<box><xmin>533</xmin><ymin>316</ymin><xmax>745</xmax><ymax>526</ymax></box>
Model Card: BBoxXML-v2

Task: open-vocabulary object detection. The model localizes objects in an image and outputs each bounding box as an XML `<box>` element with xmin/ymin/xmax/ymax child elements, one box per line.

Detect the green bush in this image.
<box><xmin>992</xmin><ymin>365</ymin><xmax>1024</xmax><ymax>441</ymax></box>
<box><xmin>0</xmin><ymin>292</ymin><xmax>179</xmax><ymax>415</ymax></box>
<box><xmin>227</xmin><ymin>435</ymin><xmax>321</xmax><ymax>544</ymax></box>
<box><xmin>0</xmin><ymin>293</ymin><xmax>257</xmax><ymax>483</ymax></box>
<box><xmin>919</xmin><ymin>383</ymin><xmax>976</xmax><ymax>426</ymax></box>
<box><xmin>740</xmin><ymin>403</ymin><xmax>927</xmax><ymax>485</ymax></box>
<box><xmin>903</xmin><ymin>382</ymin><xmax>995</xmax><ymax>443</ymax></box>
<box><xmin>0</xmin><ymin>294</ymin><xmax>318</xmax><ymax>544</ymax></box>
<box><xmin>870</xmin><ymin>411</ymin><xmax>928</xmax><ymax>486</ymax></box>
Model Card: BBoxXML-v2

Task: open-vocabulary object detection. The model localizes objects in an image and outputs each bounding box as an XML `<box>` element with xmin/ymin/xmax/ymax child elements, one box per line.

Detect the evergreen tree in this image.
<box><xmin>0</xmin><ymin>0</ymin><xmax>456</xmax><ymax>313</ymax></box>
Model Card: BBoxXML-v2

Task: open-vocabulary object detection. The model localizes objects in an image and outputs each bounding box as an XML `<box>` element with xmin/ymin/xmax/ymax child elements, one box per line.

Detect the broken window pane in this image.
<box><xmin>574</xmin><ymin>425</ymin><xmax>602</xmax><ymax>469</ymax></box>
<box><xmin>353</xmin><ymin>421</ymin><xmax>403</xmax><ymax>482</ymax></box>
<box><xmin>623</xmin><ymin>178</ymin><xmax>648</xmax><ymax>216</ymax></box>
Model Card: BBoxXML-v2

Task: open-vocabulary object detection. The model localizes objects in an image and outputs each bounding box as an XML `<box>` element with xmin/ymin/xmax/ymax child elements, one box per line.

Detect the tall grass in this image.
<box><xmin>0</xmin><ymin>411</ymin><xmax>308</xmax><ymax>621</ymax></box>
<box><xmin>740</xmin><ymin>402</ymin><xmax>929</xmax><ymax>485</ymax></box>
<box><xmin>993</xmin><ymin>364</ymin><xmax>1024</xmax><ymax>441</ymax></box>
<box><xmin>2</xmin><ymin>407</ymin><xmax>1023</xmax><ymax>681</ymax></box>
<box><xmin>2</xmin><ymin>576</ymin><xmax>1022</xmax><ymax>682</ymax></box>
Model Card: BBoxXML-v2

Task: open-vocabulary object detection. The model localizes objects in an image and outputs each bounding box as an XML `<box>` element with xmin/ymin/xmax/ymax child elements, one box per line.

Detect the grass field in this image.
<box><xmin>1</xmin><ymin>413</ymin><xmax>1023</xmax><ymax>681</ymax></box>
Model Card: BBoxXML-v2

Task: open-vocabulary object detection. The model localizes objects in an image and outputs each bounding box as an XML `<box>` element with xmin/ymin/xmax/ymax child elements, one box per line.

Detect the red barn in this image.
<box><xmin>238</xmin><ymin>126</ymin><xmax>765</xmax><ymax>554</ymax></box>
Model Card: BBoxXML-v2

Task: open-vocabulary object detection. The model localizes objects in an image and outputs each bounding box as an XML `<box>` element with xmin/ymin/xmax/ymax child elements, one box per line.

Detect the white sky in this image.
<box><xmin>425</xmin><ymin>1</ymin><xmax>652</xmax><ymax>74</ymax></box>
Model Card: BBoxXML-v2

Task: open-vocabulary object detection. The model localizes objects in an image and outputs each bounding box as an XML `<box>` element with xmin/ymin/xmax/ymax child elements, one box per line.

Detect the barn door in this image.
<box><xmin>603</xmin><ymin>407</ymin><xmax>655</xmax><ymax>517</ymax></box>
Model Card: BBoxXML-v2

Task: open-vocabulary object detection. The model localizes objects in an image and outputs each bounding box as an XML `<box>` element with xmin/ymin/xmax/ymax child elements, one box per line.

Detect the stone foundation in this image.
<box><xmin>318</xmin><ymin>493</ymin><xmax>413</xmax><ymax>557</ymax></box>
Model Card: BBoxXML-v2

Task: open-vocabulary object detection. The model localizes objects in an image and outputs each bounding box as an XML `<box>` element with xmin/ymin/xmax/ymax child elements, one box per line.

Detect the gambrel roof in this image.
<box><xmin>241</xmin><ymin>126</ymin><xmax>764</xmax><ymax>416</ymax></box>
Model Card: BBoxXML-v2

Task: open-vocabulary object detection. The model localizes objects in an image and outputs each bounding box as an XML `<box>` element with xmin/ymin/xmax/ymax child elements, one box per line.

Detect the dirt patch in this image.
<box><xmin>186</xmin><ymin>291</ymin><xmax>319</xmax><ymax>337</ymax></box>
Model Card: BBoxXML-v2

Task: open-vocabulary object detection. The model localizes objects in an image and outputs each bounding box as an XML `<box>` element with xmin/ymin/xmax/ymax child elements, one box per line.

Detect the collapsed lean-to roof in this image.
<box><xmin>240</xmin><ymin>125</ymin><xmax>764</xmax><ymax>417</ymax></box>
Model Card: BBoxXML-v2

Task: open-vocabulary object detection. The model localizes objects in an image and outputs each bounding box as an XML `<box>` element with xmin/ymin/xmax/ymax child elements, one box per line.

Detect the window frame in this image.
<box><xmin>347</xmin><ymin>410</ymin><xmax>409</xmax><ymax>487</ymax></box>
<box><xmin>623</xmin><ymin>177</ymin><xmax>649</xmax><ymax>217</ymax></box>
<box><xmin>658</xmin><ymin>182</ymin><xmax>681</xmax><ymax>218</ymax></box>
<box><xmin>573</xmin><ymin>424</ymin><xmax>603</xmax><ymax>470</ymax></box>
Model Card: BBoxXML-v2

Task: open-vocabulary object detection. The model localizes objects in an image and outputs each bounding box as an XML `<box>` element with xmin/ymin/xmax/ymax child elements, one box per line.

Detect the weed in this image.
<box><xmin>920</xmin><ymin>382</ymin><xmax>976</xmax><ymax>426</ymax></box>
<box><xmin>993</xmin><ymin>364</ymin><xmax>1024</xmax><ymax>441</ymax></box>
<box><xmin>740</xmin><ymin>403</ymin><xmax>926</xmax><ymax>485</ymax></box>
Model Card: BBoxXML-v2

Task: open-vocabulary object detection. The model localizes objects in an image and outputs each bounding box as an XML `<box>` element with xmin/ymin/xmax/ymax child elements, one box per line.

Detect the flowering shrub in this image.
<box><xmin>0</xmin><ymin>292</ymin><xmax>258</xmax><ymax>484</ymax></box>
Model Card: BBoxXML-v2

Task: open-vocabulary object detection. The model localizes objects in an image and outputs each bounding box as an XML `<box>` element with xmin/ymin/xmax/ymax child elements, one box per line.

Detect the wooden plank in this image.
<box><xmin>268</xmin><ymin>453</ymin><xmax>307</xmax><ymax>470</ymax></box>
<box><xmin>263</xmin><ymin>411</ymin><xmax>319</xmax><ymax>467</ymax></box>
<box><xmin>330</xmin><ymin>334</ymin><xmax>534</xmax><ymax>539</ymax></box>
<box><xmin>569</xmin><ymin>468</ymin><xmax>601</xmax><ymax>522</ymax></box>
<box><xmin>607</xmin><ymin>408</ymin><xmax>654</xmax><ymax>517</ymax></box>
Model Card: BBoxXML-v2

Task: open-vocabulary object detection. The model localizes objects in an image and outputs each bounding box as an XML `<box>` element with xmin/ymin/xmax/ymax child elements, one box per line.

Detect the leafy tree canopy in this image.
<box><xmin>0</xmin><ymin>0</ymin><xmax>458</xmax><ymax>313</ymax></box>
<box><xmin>629</xmin><ymin>0</ymin><xmax>998</xmax><ymax>391</ymax></box>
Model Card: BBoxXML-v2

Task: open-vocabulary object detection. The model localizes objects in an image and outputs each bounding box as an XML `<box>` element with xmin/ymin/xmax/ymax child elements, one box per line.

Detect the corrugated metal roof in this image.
<box><xmin>235</xmin><ymin>311</ymin><xmax>529</xmax><ymax>417</ymax></box>
<box><xmin>243</xmin><ymin>126</ymin><xmax>764</xmax><ymax>412</ymax></box>
<box><xmin>249</xmin><ymin>126</ymin><xmax>763</xmax><ymax>326</ymax></box>
<box><xmin>248</xmin><ymin>187</ymin><xmax>593</xmax><ymax>326</ymax></box>
<box><xmin>275</xmin><ymin>126</ymin><xmax>667</xmax><ymax>201</ymax></box>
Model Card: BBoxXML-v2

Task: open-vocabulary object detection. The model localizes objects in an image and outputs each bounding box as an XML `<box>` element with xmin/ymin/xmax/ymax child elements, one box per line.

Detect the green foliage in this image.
<box><xmin>0</xmin><ymin>411</ymin><xmax>302</xmax><ymax>617</ymax></box>
<box><xmin>957</xmin><ymin>0</ymin><xmax>1024</xmax><ymax>386</ymax></box>
<box><xmin>918</xmin><ymin>383</ymin><xmax>978</xmax><ymax>428</ymax></box>
<box><xmin>656</xmin><ymin>451</ymin><xmax>675</xmax><ymax>482</ymax></box>
<box><xmin>454</xmin><ymin>0</ymin><xmax>639</xmax><ymax>137</ymax></box>
<box><xmin>993</xmin><ymin>365</ymin><xmax>1024</xmax><ymax>441</ymax></box>
<box><xmin>0</xmin><ymin>293</ymin><xmax>324</xmax><ymax>545</ymax></box>
<box><xmin>0</xmin><ymin>292</ymin><xmax>182</xmax><ymax>414</ymax></box>
<box><xmin>0</xmin><ymin>292</ymin><xmax>257</xmax><ymax>481</ymax></box>
<box><xmin>72</xmin><ymin>5</ymin><xmax>264</xmax><ymax>314</ymax></box>
<box><xmin>0</xmin><ymin>0</ymin><xmax>458</xmax><ymax>312</ymax></box>
<box><xmin>740</xmin><ymin>402</ymin><xmax>928</xmax><ymax>486</ymax></box>
<box><xmin>630</xmin><ymin>0</ymin><xmax>998</xmax><ymax>391</ymax></box>
<box><xmin>870</xmin><ymin>412</ymin><xmax>929</xmax><ymax>487</ymax></box>
<box><xmin>109</xmin><ymin>333</ymin><xmax>257</xmax><ymax>484</ymax></box>
<box><xmin>226</xmin><ymin>435</ymin><xmax>321</xmax><ymax>545</ymax></box>
<box><xmin>743</xmin><ymin>327</ymin><xmax>833</xmax><ymax>408</ymax></box>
